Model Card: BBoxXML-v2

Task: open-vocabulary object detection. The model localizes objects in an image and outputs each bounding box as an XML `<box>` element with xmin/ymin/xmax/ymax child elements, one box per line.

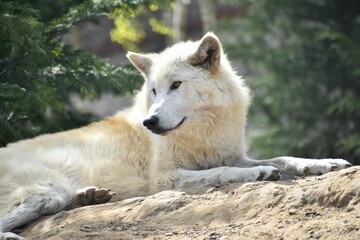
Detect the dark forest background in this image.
<box><xmin>1</xmin><ymin>0</ymin><xmax>359</xmax><ymax>165</ymax></box>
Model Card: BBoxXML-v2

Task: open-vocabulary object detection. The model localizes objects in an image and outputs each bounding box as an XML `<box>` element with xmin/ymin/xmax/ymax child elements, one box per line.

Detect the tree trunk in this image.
<box><xmin>198</xmin><ymin>0</ymin><xmax>217</xmax><ymax>34</ymax></box>
<box><xmin>172</xmin><ymin>0</ymin><xmax>187</xmax><ymax>43</ymax></box>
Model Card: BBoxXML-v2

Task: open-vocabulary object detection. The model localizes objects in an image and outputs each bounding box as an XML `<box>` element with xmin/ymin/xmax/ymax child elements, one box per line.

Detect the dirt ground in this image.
<box><xmin>21</xmin><ymin>166</ymin><xmax>360</xmax><ymax>240</ymax></box>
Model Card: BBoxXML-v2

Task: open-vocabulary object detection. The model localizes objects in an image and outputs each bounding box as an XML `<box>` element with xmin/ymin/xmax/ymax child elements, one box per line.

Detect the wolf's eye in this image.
<box><xmin>152</xmin><ymin>88</ymin><xmax>156</xmax><ymax>96</ymax></box>
<box><xmin>170</xmin><ymin>81</ymin><xmax>182</xmax><ymax>90</ymax></box>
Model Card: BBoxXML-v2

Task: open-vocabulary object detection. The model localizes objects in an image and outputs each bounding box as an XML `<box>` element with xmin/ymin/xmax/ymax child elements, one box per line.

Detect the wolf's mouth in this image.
<box><xmin>152</xmin><ymin>117</ymin><xmax>187</xmax><ymax>135</ymax></box>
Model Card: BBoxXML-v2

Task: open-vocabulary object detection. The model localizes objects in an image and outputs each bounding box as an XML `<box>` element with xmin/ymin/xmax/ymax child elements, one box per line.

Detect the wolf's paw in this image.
<box><xmin>77</xmin><ymin>187</ymin><xmax>116</xmax><ymax>206</ymax></box>
<box><xmin>255</xmin><ymin>166</ymin><xmax>281</xmax><ymax>181</ymax></box>
<box><xmin>299</xmin><ymin>158</ymin><xmax>352</xmax><ymax>176</ymax></box>
<box><xmin>0</xmin><ymin>232</ymin><xmax>26</xmax><ymax>240</ymax></box>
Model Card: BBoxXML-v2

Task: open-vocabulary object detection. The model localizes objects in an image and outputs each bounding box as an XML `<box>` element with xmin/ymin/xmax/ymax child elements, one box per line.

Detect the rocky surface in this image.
<box><xmin>21</xmin><ymin>167</ymin><xmax>360</xmax><ymax>240</ymax></box>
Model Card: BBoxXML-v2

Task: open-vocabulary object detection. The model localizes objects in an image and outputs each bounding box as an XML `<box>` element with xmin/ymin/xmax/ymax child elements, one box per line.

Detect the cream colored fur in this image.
<box><xmin>0</xmin><ymin>33</ymin><xmax>351</xmax><ymax>239</ymax></box>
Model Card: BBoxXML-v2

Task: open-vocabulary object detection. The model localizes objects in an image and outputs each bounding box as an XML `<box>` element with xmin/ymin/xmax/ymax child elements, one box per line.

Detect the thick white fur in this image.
<box><xmin>0</xmin><ymin>33</ymin><xmax>351</xmax><ymax>239</ymax></box>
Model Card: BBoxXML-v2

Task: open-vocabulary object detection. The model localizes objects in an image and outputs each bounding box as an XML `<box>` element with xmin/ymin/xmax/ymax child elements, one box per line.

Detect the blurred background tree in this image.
<box><xmin>0</xmin><ymin>0</ymin><xmax>148</xmax><ymax>146</ymax></box>
<box><xmin>224</xmin><ymin>0</ymin><xmax>360</xmax><ymax>165</ymax></box>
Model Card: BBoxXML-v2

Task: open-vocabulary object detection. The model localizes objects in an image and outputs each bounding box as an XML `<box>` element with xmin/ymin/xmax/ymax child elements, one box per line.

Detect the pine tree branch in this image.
<box><xmin>45</xmin><ymin>0</ymin><xmax>147</xmax><ymax>40</ymax></box>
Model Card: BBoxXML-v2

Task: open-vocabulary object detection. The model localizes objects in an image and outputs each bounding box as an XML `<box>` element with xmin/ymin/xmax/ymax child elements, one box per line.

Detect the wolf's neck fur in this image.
<box><xmin>164</xmin><ymin>96</ymin><xmax>249</xmax><ymax>169</ymax></box>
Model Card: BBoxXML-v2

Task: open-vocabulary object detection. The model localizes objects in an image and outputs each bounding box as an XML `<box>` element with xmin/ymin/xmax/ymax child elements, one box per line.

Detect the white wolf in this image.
<box><xmin>0</xmin><ymin>33</ymin><xmax>352</xmax><ymax>239</ymax></box>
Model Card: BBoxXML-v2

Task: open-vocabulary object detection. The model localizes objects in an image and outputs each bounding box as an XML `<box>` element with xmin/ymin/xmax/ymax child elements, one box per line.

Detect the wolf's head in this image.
<box><xmin>127</xmin><ymin>32</ymin><xmax>249</xmax><ymax>136</ymax></box>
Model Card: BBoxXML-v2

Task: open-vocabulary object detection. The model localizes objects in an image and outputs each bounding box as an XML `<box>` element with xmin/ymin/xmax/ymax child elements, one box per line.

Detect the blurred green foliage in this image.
<box><xmin>226</xmin><ymin>0</ymin><xmax>360</xmax><ymax>164</ymax></box>
<box><xmin>109</xmin><ymin>1</ymin><xmax>172</xmax><ymax>51</ymax></box>
<box><xmin>0</xmin><ymin>0</ymin><xmax>153</xmax><ymax>146</ymax></box>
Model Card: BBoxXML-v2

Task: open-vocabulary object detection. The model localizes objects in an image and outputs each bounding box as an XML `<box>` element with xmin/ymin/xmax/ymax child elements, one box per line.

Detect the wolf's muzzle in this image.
<box><xmin>143</xmin><ymin>116</ymin><xmax>159</xmax><ymax>131</ymax></box>
<box><xmin>143</xmin><ymin>116</ymin><xmax>186</xmax><ymax>135</ymax></box>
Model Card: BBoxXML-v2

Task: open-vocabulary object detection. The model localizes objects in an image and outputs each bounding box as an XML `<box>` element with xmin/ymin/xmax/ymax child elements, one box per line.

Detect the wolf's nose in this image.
<box><xmin>143</xmin><ymin>116</ymin><xmax>159</xmax><ymax>130</ymax></box>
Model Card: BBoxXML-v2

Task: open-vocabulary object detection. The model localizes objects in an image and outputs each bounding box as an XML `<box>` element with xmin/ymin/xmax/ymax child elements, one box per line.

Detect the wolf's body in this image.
<box><xmin>0</xmin><ymin>33</ymin><xmax>351</xmax><ymax>239</ymax></box>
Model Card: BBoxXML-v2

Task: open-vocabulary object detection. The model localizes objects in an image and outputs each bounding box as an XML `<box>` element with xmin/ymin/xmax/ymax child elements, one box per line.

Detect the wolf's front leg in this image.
<box><xmin>67</xmin><ymin>187</ymin><xmax>115</xmax><ymax>210</ymax></box>
<box><xmin>239</xmin><ymin>157</ymin><xmax>352</xmax><ymax>179</ymax></box>
<box><xmin>172</xmin><ymin>166</ymin><xmax>280</xmax><ymax>189</ymax></box>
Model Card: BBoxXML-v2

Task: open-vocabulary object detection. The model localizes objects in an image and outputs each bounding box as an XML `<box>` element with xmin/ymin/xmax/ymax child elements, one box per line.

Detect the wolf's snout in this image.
<box><xmin>143</xmin><ymin>116</ymin><xmax>159</xmax><ymax>130</ymax></box>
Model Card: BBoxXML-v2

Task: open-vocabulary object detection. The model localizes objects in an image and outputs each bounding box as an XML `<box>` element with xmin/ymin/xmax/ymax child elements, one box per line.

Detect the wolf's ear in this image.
<box><xmin>188</xmin><ymin>32</ymin><xmax>222</xmax><ymax>72</ymax></box>
<box><xmin>126</xmin><ymin>52</ymin><xmax>153</xmax><ymax>76</ymax></box>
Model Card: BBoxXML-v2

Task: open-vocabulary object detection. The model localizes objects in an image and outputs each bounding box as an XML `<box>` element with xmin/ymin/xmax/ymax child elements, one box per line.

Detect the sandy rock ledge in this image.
<box><xmin>22</xmin><ymin>166</ymin><xmax>360</xmax><ymax>239</ymax></box>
